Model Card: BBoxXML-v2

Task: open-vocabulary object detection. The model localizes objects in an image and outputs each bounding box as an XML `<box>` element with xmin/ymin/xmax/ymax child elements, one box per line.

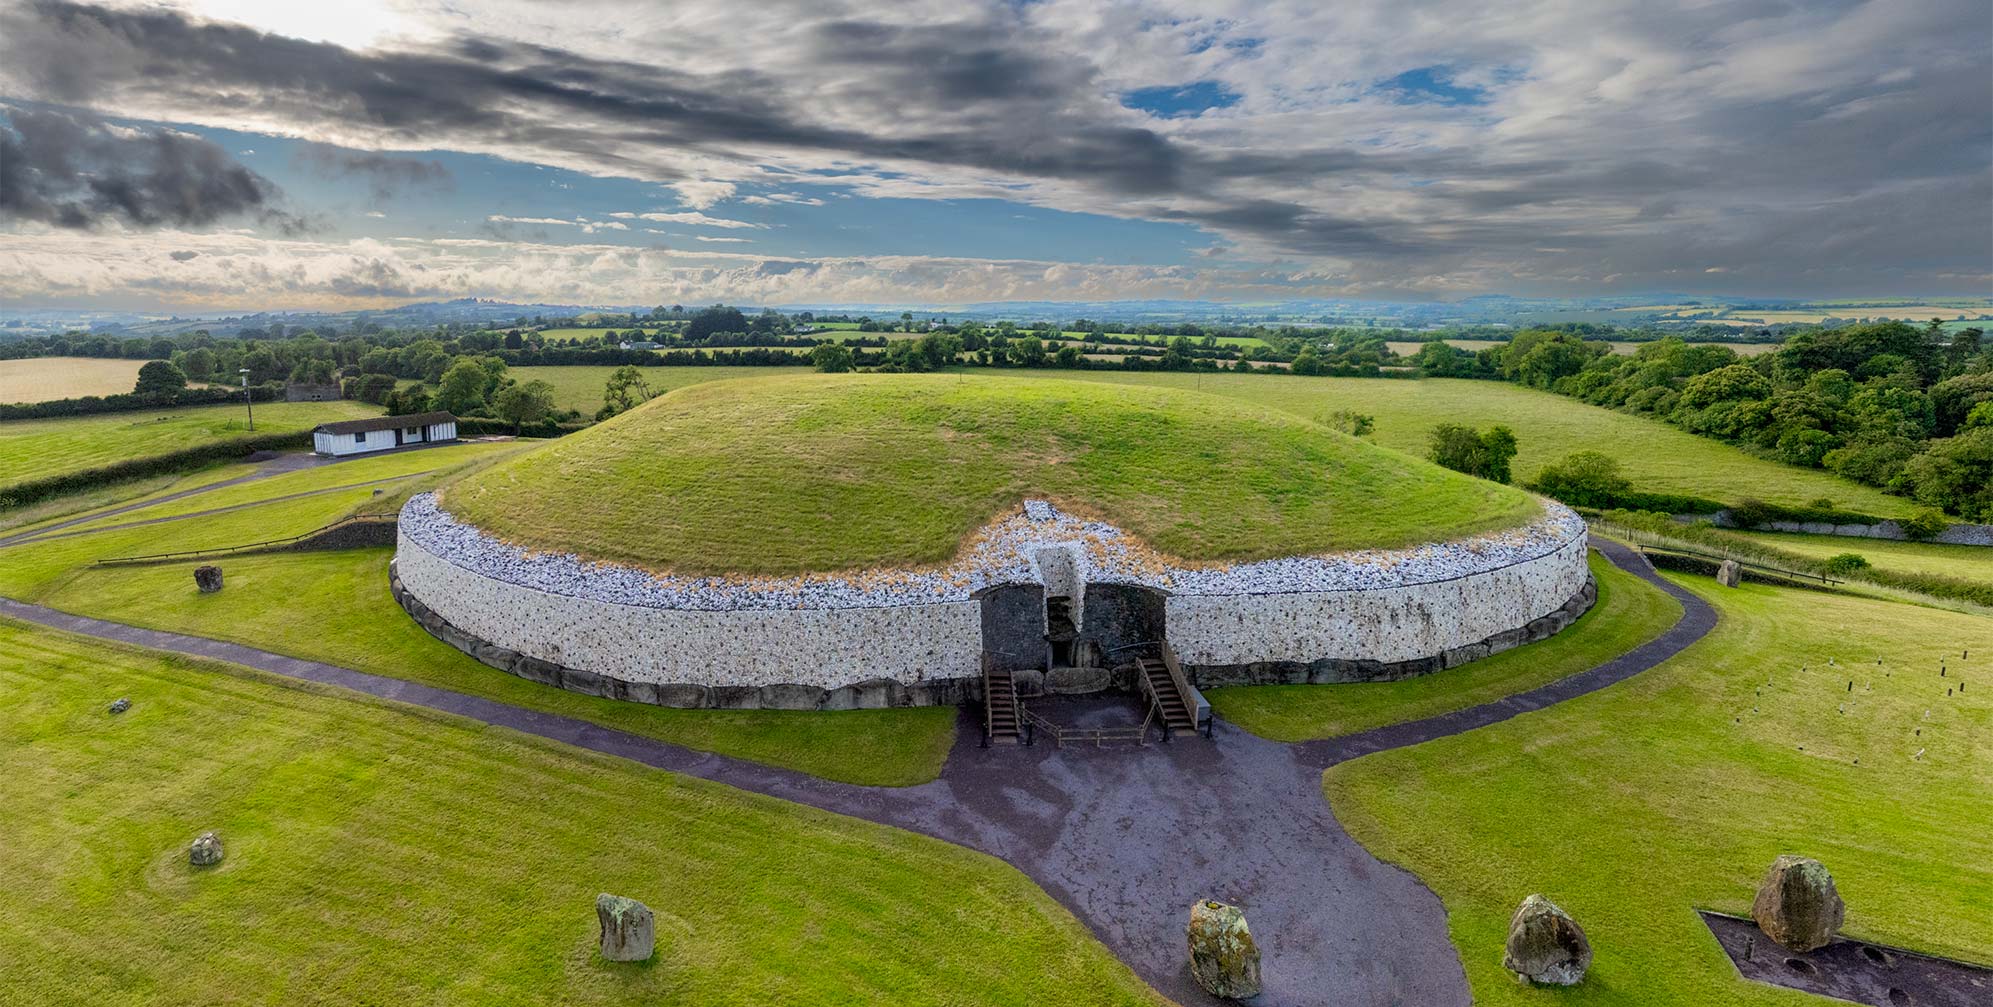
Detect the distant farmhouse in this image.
<box><xmin>285</xmin><ymin>381</ymin><xmax>344</xmax><ymax>402</ymax></box>
<box><xmin>313</xmin><ymin>412</ymin><xmax>458</xmax><ymax>457</ymax></box>
<box><xmin>618</xmin><ymin>339</ymin><xmax>663</xmax><ymax>350</ymax></box>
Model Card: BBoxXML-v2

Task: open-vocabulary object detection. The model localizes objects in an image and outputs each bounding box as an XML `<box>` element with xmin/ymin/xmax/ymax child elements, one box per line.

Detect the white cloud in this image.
<box><xmin>694</xmin><ymin>235</ymin><xmax>752</xmax><ymax>243</ymax></box>
<box><xmin>669</xmin><ymin>179</ymin><xmax>737</xmax><ymax>209</ymax></box>
<box><xmin>741</xmin><ymin>192</ymin><xmax>826</xmax><ymax>207</ymax></box>
<box><xmin>614</xmin><ymin>211</ymin><xmax>766</xmax><ymax>229</ymax></box>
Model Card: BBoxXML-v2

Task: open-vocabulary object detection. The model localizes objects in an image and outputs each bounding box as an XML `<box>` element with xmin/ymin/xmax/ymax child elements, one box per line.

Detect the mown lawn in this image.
<box><xmin>510</xmin><ymin>365</ymin><xmax>810</xmax><ymax>414</ymax></box>
<box><xmin>0</xmin><ymin>620</ymin><xmax>1164</xmax><ymax>1007</ymax></box>
<box><xmin>0</xmin><ymin>400</ymin><xmax>377</xmax><ymax>487</ymax></box>
<box><xmin>0</xmin><ymin>462</ymin><xmax>258</xmax><ymax>537</ymax></box>
<box><xmin>57</xmin><ymin>441</ymin><xmax>523</xmax><ymax>533</ymax></box>
<box><xmin>1326</xmin><ymin>577</ymin><xmax>1993</xmax><ymax>1004</ymax></box>
<box><xmin>1209</xmin><ymin>551</ymin><xmax>1680</xmax><ymax>740</ymax></box>
<box><xmin>1727</xmin><ymin>529</ymin><xmax>1993</xmax><ymax>583</ymax></box>
<box><xmin>2</xmin><ymin>467</ymin><xmax>957</xmax><ymax>785</ymax></box>
<box><xmin>990</xmin><ymin>371</ymin><xmax>1911</xmax><ymax>516</ymax></box>
<box><xmin>447</xmin><ymin>373</ymin><xmax>1542</xmax><ymax>575</ymax></box>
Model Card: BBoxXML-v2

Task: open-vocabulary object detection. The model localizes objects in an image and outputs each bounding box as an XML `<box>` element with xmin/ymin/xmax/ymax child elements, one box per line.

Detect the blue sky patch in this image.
<box><xmin>1375</xmin><ymin>66</ymin><xmax>1493</xmax><ymax>106</ymax></box>
<box><xmin>1122</xmin><ymin>80</ymin><xmax>1241</xmax><ymax>119</ymax></box>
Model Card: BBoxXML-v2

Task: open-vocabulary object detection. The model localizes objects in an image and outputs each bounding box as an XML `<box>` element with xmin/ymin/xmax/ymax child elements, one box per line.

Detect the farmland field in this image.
<box><xmin>0</xmin><ymin>619</ymin><xmax>1161</xmax><ymax>1006</ymax></box>
<box><xmin>1385</xmin><ymin>339</ymin><xmax>1778</xmax><ymax>357</ymax></box>
<box><xmin>0</xmin><ymin>401</ymin><xmax>378</xmax><ymax>489</ymax></box>
<box><xmin>0</xmin><ymin>357</ymin><xmax>148</xmax><ymax>403</ymax></box>
<box><xmin>511</xmin><ymin>365</ymin><xmax>811</xmax><ymax>414</ymax></box>
<box><xmin>1326</xmin><ymin>574</ymin><xmax>1993</xmax><ymax>1005</ymax></box>
<box><xmin>991</xmin><ymin>370</ymin><xmax>1912</xmax><ymax>515</ymax></box>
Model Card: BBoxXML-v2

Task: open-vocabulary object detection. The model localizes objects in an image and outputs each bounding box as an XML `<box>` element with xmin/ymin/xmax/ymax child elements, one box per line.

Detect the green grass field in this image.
<box><xmin>0</xmin><ymin>463</ymin><xmax>258</xmax><ymax>537</ymax></box>
<box><xmin>1209</xmin><ymin>551</ymin><xmax>1681</xmax><ymax>740</ymax></box>
<box><xmin>0</xmin><ymin>455</ymin><xmax>957</xmax><ymax>785</ymax></box>
<box><xmin>446</xmin><ymin>373</ymin><xmax>1541</xmax><ymax>575</ymax></box>
<box><xmin>0</xmin><ymin>619</ymin><xmax>1162</xmax><ymax>1006</ymax></box>
<box><xmin>1727</xmin><ymin>530</ymin><xmax>1993</xmax><ymax>583</ymax></box>
<box><xmin>1325</xmin><ymin>577</ymin><xmax>1993</xmax><ymax>1004</ymax></box>
<box><xmin>987</xmin><ymin>371</ymin><xmax>1909</xmax><ymax>516</ymax></box>
<box><xmin>0</xmin><ymin>401</ymin><xmax>378</xmax><ymax>488</ymax></box>
<box><xmin>510</xmin><ymin>365</ymin><xmax>811</xmax><ymax>414</ymax></box>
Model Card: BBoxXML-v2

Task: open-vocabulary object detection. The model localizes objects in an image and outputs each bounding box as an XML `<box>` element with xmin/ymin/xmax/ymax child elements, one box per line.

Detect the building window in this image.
<box><xmin>354</xmin><ymin>432</ymin><xmax>366</xmax><ymax>445</ymax></box>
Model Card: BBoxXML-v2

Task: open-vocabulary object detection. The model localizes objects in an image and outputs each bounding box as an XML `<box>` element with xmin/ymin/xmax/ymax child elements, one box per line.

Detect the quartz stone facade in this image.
<box><xmin>393</xmin><ymin>493</ymin><xmax>1593</xmax><ymax>709</ymax></box>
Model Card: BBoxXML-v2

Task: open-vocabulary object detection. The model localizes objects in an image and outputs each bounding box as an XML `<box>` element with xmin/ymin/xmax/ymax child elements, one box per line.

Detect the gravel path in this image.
<box><xmin>0</xmin><ymin>535</ymin><xmax>1715</xmax><ymax>1006</ymax></box>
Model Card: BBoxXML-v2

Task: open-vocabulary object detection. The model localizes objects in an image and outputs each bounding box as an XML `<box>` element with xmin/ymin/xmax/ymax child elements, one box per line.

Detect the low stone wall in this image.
<box><xmin>392</xmin><ymin>493</ymin><xmax>1594</xmax><ymax>710</ymax></box>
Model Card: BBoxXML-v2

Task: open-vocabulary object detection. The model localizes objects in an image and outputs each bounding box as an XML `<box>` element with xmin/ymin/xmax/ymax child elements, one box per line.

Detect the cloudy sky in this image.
<box><xmin>0</xmin><ymin>0</ymin><xmax>1988</xmax><ymax>311</ymax></box>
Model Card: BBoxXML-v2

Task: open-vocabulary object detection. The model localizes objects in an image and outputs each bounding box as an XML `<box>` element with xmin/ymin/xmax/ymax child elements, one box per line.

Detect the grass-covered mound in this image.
<box><xmin>443</xmin><ymin>373</ymin><xmax>1542</xmax><ymax>575</ymax></box>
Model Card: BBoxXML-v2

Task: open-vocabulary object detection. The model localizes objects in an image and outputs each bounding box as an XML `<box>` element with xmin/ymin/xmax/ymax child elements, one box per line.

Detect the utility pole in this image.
<box><xmin>240</xmin><ymin>368</ymin><xmax>255</xmax><ymax>431</ymax></box>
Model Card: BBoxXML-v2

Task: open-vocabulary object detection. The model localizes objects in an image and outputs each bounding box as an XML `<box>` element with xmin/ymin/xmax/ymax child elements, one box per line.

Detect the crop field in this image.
<box><xmin>0</xmin><ymin>620</ymin><xmax>1161</xmax><ymax>1006</ymax></box>
<box><xmin>991</xmin><ymin>370</ymin><xmax>1912</xmax><ymax>515</ymax></box>
<box><xmin>510</xmin><ymin>365</ymin><xmax>810</xmax><ymax>414</ymax></box>
<box><xmin>0</xmin><ymin>401</ymin><xmax>378</xmax><ymax>490</ymax></box>
<box><xmin>1727</xmin><ymin>530</ymin><xmax>1993</xmax><ymax>583</ymax></box>
<box><xmin>444</xmin><ymin>374</ymin><xmax>1542</xmax><ymax>575</ymax></box>
<box><xmin>0</xmin><ymin>448</ymin><xmax>956</xmax><ymax>785</ymax></box>
<box><xmin>0</xmin><ymin>357</ymin><xmax>149</xmax><ymax>404</ymax></box>
<box><xmin>1210</xmin><ymin>550</ymin><xmax>1680</xmax><ymax>740</ymax></box>
<box><xmin>1326</xmin><ymin>576</ymin><xmax>1993</xmax><ymax>1005</ymax></box>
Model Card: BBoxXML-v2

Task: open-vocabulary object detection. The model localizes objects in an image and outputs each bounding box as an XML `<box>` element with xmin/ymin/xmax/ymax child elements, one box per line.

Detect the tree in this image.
<box><xmin>916</xmin><ymin>332</ymin><xmax>962</xmax><ymax>369</ymax></box>
<box><xmin>385</xmin><ymin>383</ymin><xmax>430</xmax><ymax>416</ymax></box>
<box><xmin>901</xmin><ymin>311</ymin><xmax>915</xmax><ymax>333</ymax></box>
<box><xmin>177</xmin><ymin>347</ymin><xmax>217</xmax><ymax>382</ymax></box>
<box><xmin>598</xmin><ymin>365</ymin><xmax>653</xmax><ymax>419</ymax></box>
<box><xmin>1007</xmin><ymin>336</ymin><xmax>1046</xmax><ymax>367</ymax></box>
<box><xmin>350</xmin><ymin>372</ymin><xmax>398</xmax><ymax>404</ymax></box>
<box><xmin>1529</xmin><ymin>450</ymin><xmax>1631</xmax><ymax>507</ymax></box>
<box><xmin>433</xmin><ymin>359</ymin><xmax>492</xmax><ymax>415</ymax></box>
<box><xmin>1427</xmin><ymin>423</ymin><xmax>1519</xmax><ymax>483</ymax></box>
<box><xmin>493</xmin><ymin>380</ymin><xmax>556</xmax><ymax>433</ymax></box>
<box><xmin>289</xmin><ymin>358</ymin><xmax>337</xmax><ymax>384</ymax></box>
<box><xmin>684</xmin><ymin>305</ymin><xmax>748</xmax><ymax>342</ymax></box>
<box><xmin>810</xmin><ymin>342</ymin><xmax>854</xmax><ymax>373</ymax></box>
<box><xmin>133</xmin><ymin>360</ymin><xmax>187</xmax><ymax>400</ymax></box>
<box><xmin>1323</xmin><ymin>410</ymin><xmax>1373</xmax><ymax>436</ymax></box>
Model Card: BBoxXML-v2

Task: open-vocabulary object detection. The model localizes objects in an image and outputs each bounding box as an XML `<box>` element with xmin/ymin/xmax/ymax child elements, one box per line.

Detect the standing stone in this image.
<box><xmin>1502</xmin><ymin>894</ymin><xmax>1592</xmax><ymax>985</ymax></box>
<box><xmin>1716</xmin><ymin>559</ymin><xmax>1742</xmax><ymax>588</ymax></box>
<box><xmin>188</xmin><ymin>831</ymin><xmax>223</xmax><ymax>867</ymax></box>
<box><xmin>1187</xmin><ymin>900</ymin><xmax>1261</xmax><ymax>999</ymax></box>
<box><xmin>1752</xmin><ymin>855</ymin><xmax>1844</xmax><ymax>951</ymax></box>
<box><xmin>194</xmin><ymin>565</ymin><xmax>224</xmax><ymax>593</ymax></box>
<box><xmin>107</xmin><ymin>697</ymin><xmax>131</xmax><ymax>714</ymax></box>
<box><xmin>595</xmin><ymin>893</ymin><xmax>655</xmax><ymax>962</ymax></box>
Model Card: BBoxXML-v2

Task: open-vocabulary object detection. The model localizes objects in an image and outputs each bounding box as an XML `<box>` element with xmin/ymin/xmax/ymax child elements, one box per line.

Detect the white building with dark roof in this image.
<box><xmin>312</xmin><ymin>411</ymin><xmax>458</xmax><ymax>457</ymax></box>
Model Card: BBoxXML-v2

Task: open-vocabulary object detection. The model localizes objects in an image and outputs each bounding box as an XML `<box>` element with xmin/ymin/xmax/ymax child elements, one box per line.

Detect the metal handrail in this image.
<box><xmin>1635</xmin><ymin>542</ymin><xmax>1840</xmax><ymax>586</ymax></box>
<box><xmin>1022</xmin><ymin>700</ymin><xmax>1152</xmax><ymax>749</ymax></box>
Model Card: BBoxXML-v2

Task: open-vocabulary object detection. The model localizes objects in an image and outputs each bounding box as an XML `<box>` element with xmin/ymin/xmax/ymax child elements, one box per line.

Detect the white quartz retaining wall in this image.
<box><xmin>392</xmin><ymin>493</ymin><xmax>1592</xmax><ymax>707</ymax></box>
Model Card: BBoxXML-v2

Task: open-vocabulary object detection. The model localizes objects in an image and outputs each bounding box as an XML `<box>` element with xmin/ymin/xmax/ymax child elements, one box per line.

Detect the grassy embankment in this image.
<box><xmin>990</xmin><ymin>371</ymin><xmax>1909</xmax><ymax>516</ymax></box>
<box><xmin>0</xmin><ymin>357</ymin><xmax>148</xmax><ymax>403</ymax></box>
<box><xmin>444</xmin><ymin>373</ymin><xmax>1543</xmax><ymax>576</ymax></box>
<box><xmin>0</xmin><ymin>449</ymin><xmax>957</xmax><ymax>786</ymax></box>
<box><xmin>509</xmin><ymin>365</ymin><xmax>810</xmax><ymax>415</ymax></box>
<box><xmin>0</xmin><ymin>400</ymin><xmax>377</xmax><ymax>487</ymax></box>
<box><xmin>1209</xmin><ymin>551</ymin><xmax>1681</xmax><ymax>740</ymax></box>
<box><xmin>1326</xmin><ymin>577</ymin><xmax>1993</xmax><ymax>1004</ymax></box>
<box><xmin>0</xmin><ymin>620</ymin><xmax>1164</xmax><ymax>1006</ymax></box>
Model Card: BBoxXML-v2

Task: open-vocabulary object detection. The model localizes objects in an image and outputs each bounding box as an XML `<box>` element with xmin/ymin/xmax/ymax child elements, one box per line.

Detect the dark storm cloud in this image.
<box><xmin>0</xmin><ymin>104</ymin><xmax>308</xmax><ymax>233</ymax></box>
<box><xmin>296</xmin><ymin>147</ymin><xmax>453</xmax><ymax>201</ymax></box>
<box><xmin>169</xmin><ymin>249</ymin><xmax>199</xmax><ymax>261</ymax></box>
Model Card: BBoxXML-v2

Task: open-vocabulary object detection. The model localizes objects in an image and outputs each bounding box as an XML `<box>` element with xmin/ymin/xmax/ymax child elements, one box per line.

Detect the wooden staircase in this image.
<box><xmin>983</xmin><ymin>660</ymin><xmax>1023</xmax><ymax>746</ymax></box>
<box><xmin>1137</xmin><ymin>645</ymin><xmax>1209</xmax><ymax>740</ymax></box>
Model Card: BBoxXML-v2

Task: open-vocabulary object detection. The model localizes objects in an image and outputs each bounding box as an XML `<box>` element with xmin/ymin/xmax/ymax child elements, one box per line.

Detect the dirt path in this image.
<box><xmin>0</xmin><ymin>536</ymin><xmax>1716</xmax><ymax>1006</ymax></box>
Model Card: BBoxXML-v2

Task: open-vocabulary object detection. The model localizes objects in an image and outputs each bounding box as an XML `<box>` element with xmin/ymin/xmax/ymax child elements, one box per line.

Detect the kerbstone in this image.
<box><xmin>1752</xmin><ymin>855</ymin><xmax>1844</xmax><ymax>951</ymax></box>
<box><xmin>1502</xmin><ymin>894</ymin><xmax>1591</xmax><ymax>985</ymax></box>
<box><xmin>595</xmin><ymin>893</ymin><xmax>655</xmax><ymax>962</ymax></box>
<box><xmin>1187</xmin><ymin>900</ymin><xmax>1261</xmax><ymax>999</ymax></box>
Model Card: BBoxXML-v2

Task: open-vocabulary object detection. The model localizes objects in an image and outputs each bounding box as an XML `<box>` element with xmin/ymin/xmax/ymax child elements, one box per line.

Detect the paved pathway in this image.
<box><xmin>0</xmin><ymin>536</ymin><xmax>1716</xmax><ymax>1006</ymax></box>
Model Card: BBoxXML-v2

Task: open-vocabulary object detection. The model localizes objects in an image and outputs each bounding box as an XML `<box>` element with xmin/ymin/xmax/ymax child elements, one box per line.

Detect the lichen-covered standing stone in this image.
<box><xmin>1187</xmin><ymin>899</ymin><xmax>1261</xmax><ymax>998</ymax></box>
<box><xmin>1716</xmin><ymin>559</ymin><xmax>1742</xmax><ymax>587</ymax></box>
<box><xmin>595</xmin><ymin>893</ymin><xmax>655</xmax><ymax>962</ymax></box>
<box><xmin>1752</xmin><ymin>855</ymin><xmax>1844</xmax><ymax>951</ymax></box>
<box><xmin>188</xmin><ymin>831</ymin><xmax>223</xmax><ymax>867</ymax></box>
<box><xmin>1501</xmin><ymin>894</ymin><xmax>1592</xmax><ymax>985</ymax></box>
<box><xmin>194</xmin><ymin>565</ymin><xmax>223</xmax><ymax>593</ymax></box>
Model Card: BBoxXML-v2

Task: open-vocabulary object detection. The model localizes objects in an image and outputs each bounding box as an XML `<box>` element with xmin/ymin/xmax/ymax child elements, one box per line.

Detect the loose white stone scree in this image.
<box><xmin>394</xmin><ymin>493</ymin><xmax>1590</xmax><ymax>700</ymax></box>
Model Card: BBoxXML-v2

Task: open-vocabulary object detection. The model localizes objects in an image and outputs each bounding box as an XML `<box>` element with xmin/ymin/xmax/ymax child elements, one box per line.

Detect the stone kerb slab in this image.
<box><xmin>392</xmin><ymin>494</ymin><xmax>1593</xmax><ymax>710</ymax></box>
